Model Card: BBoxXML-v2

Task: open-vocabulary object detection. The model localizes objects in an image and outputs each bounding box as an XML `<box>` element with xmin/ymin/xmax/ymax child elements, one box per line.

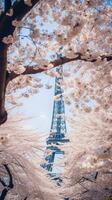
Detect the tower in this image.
<box><xmin>42</xmin><ymin>66</ymin><xmax>69</xmax><ymax>177</ymax></box>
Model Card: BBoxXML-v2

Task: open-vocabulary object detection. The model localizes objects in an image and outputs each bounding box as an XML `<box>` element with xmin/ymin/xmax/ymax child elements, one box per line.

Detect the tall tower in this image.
<box><xmin>42</xmin><ymin>66</ymin><xmax>69</xmax><ymax>177</ymax></box>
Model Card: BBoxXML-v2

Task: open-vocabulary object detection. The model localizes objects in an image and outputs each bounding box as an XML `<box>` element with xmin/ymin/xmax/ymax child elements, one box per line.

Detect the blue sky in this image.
<box><xmin>13</xmin><ymin>72</ymin><xmax>55</xmax><ymax>134</ymax></box>
<box><xmin>12</xmin><ymin>70</ymin><xmax>70</xmax><ymax>138</ymax></box>
<box><xmin>104</xmin><ymin>0</ymin><xmax>112</xmax><ymax>6</ymax></box>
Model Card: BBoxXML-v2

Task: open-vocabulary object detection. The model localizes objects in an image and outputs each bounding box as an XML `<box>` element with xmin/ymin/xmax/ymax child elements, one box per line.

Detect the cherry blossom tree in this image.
<box><xmin>0</xmin><ymin>1</ymin><xmax>112</xmax><ymax>199</ymax></box>
<box><xmin>0</xmin><ymin>0</ymin><xmax>41</xmax><ymax>124</ymax></box>
<box><xmin>0</xmin><ymin>0</ymin><xmax>112</xmax><ymax>125</ymax></box>
<box><xmin>0</xmin><ymin>116</ymin><xmax>61</xmax><ymax>200</ymax></box>
<box><xmin>63</xmin><ymin>110</ymin><xmax>112</xmax><ymax>200</ymax></box>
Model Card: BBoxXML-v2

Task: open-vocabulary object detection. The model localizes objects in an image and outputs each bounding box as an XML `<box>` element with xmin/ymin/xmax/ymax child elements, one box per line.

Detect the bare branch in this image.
<box><xmin>0</xmin><ymin>164</ymin><xmax>13</xmax><ymax>200</ymax></box>
<box><xmin>4</xmin><ymin>164</ymin><xmax>13</xmax><ymax>188</ymax></box>
<box><xmin>0</xmin><ymin>188</ymin><xmax>8</xmax><ymax>200</ymax></box>
<box><xmin>0</xmin><ymin>178</ymin><xmax>7</xmax><ymax>187</ymax></box>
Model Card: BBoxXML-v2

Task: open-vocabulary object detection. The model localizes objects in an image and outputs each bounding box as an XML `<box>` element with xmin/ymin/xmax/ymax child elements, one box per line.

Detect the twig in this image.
<box><xmin>0</xmin><ymin>164</ymin><xmax>14</xmax><ymax>200</ymax></box>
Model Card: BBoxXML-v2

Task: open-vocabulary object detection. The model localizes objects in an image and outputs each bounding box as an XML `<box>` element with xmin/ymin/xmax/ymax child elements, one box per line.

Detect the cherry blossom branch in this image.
<box><xmin>7</xmin><ymin>52</ymin><xmax>112</xmax><ymax>82</ymax></box>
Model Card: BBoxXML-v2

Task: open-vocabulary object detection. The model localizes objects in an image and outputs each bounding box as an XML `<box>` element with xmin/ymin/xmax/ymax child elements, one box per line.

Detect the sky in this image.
<box><xmin>12</xmin><ymin>71</ymin><xmax>70</xmax><ymax>136</ymax></box>
<box><xmin>13</xmin><ymin>72</ymin><xmax>55</xmax><ymax>134</ymax></box>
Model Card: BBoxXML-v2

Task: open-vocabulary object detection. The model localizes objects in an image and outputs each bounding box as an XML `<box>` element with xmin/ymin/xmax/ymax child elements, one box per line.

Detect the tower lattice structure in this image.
<box><xmin>42</xmin><ymin>66</ymin><xmax>69</xmax><ymax>175</ymax></box>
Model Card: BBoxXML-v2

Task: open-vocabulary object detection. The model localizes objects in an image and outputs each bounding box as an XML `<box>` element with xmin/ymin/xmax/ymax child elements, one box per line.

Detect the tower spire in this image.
<box><xmin>42</xmin><ymin>66</ymin><xmax>69</xmax><ymax>177</ymax></box>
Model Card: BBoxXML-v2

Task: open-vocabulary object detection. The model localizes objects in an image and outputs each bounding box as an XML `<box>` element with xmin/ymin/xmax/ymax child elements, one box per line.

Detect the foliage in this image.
<box><xmin>0</xmin><ymin>0</ymin><xmax>111</xmax><ymax>107</ymax></box>
<box><xmin>63</xmin><ymin>110</ymin><xmax>112</xmax><ymax>200</ymax></box>
<box><xmin>0</xmin><ymin>0</ymin><xmax>112</xmax><ymax>199</ymax></box>
<box><xmin>0</xmin><ymin>115</ymin><xmax>62</xmax><ymax>200</ymax></box>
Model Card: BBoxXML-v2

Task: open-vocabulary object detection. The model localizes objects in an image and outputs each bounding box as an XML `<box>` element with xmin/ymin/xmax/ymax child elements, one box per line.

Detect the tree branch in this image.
<box><xmin>4</xmin><ymin>164</ymin><xmax>13</xmax><ymax>188</ymax></box>
<box><xmin>7</xmin><ymin>53</ymin><xmax>112</xmax><ymax>83</ymax></box>
<box><xmin>0</xmin><ymin>43</ymin><xmax>8</xmax><ymax>125</ymax></box>
<box><xmin>0</xmin><ymin>178</ymin><xmax>7</xmax><ymax>187</ymax></box>
<box><xmin>4</xmin><ymin>0</ymin><xmax>12</xmax><ymax>13</ymax></box>
<box><xmin>0</xmin><ymin>164</ymin><xmax>13</xmax><ymax>200</ymax></box>
<box><xmin>0</xmin><ymin>0</ymin><xmax>40</xmax><ymax>42</ymax></box>
<box><xmin>0</xmin><ymin>189</ymin><xmax>8</xmax><ymax>200</ymax></box>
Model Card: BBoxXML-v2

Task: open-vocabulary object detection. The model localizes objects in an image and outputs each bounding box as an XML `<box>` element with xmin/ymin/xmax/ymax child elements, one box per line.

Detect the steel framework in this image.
<box><xmin>42</xmin><ymin>66</ymin><xmax>69</xmax><ymax>175</ymax></box>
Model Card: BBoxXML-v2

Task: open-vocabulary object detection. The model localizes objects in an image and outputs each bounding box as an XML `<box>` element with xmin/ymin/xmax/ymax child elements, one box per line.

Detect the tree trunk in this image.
<box><xmin>0</xmin><ymin>0</ymin><xmax>40</xmax><ymax>126</ymax></box>
<box><xmin>0</xmin><ymin>43</ymin><xmax>8</xmax><ymax>125</ymax></box>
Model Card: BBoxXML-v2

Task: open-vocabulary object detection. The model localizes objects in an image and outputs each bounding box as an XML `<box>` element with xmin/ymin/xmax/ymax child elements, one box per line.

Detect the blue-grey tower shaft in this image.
<box><xmin>42</xmin><ymin>66</ymin><xmax>69</xmax><ymax>174</ymax></box>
